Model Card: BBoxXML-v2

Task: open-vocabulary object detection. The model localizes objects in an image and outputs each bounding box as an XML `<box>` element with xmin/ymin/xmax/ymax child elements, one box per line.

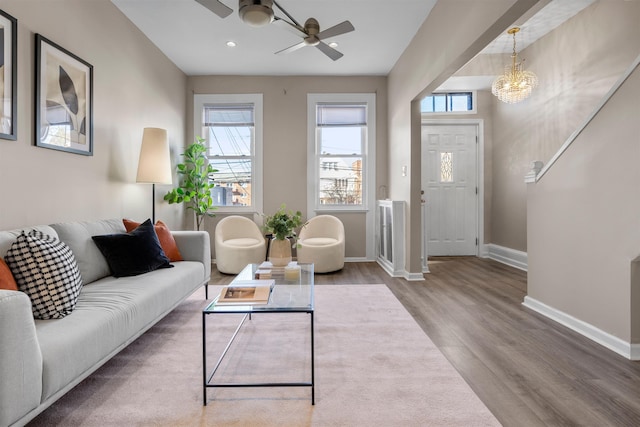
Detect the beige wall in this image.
<box><xmin>527</xmin><ymin>66</ymin><xmax>640</xmax><ymax>342</ymax></box>
<box><xmin>491</xmin><ymin>0</ymin><xmax>640</xmax><ymax>251</ymax></box>
<box><xmin>387</xmin><ymin>0</ymin><xmax>538</xmax><ymax>274</ymax></box>
<box><xmin>524</xmin><ymin>1</ymin><xmax>640</xmax><ymax>343</ymax></box>
<box><xmin>187</xmin><ymin>75</ymin><xmax>388</xmax><ymax>259</ymax></box>
<box><xmin>0</xmin><ymin>0</ymin><xmax>187</xmax><ymax>231</ymax></box>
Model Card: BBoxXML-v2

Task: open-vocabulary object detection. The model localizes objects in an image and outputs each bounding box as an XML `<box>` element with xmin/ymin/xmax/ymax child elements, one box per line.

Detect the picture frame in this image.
<box><xmin>35</xmin><ymin>34</ymin><xmax>93</xmax><ymax>155</ymax></box>
<box><xmin>0</xmin><ymin>9</ymin><xmax>17</xmax><ymax>140</ymax></box>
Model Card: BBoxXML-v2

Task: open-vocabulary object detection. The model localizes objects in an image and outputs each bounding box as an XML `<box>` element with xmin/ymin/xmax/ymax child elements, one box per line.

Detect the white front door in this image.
<box><xmin>422</xmin><ymin>124</ymin><xmax>478</xmax><ymax>256</ymax></box>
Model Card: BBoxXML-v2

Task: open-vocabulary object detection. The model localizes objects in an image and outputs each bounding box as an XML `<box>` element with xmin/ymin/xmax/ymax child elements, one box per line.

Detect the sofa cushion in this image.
<box><xmin>35</xmin><ymin>261</ymin><xmax>205</xmax><ymax>401</ymax></box>
<box><xmin>50</xmin><ymin>219</ymin><xmax>126</xmax><ymax>285</ymax></box>
<box><xmin>123</xmin><ymin>219</ymin><xmax>183</xmax><ymax>262</ymax></box>
<box><xmin>0</xmin><ymin>225</ymin><xmax>59</xmax><ymax>259</ymax></box>
<box><xmin>92</xmin><ymin>219</ymin><xmax>172</xmax><ymax>278</ymax></box>
<box><xmin>0</xmin><ymin>259</ymin><xmax>18</xmax><ymax>291</ymax></box>
<box><xmin>5</xmin><ymin>230</ymin><xmax>82</xmax><ymax>319</ymax></box>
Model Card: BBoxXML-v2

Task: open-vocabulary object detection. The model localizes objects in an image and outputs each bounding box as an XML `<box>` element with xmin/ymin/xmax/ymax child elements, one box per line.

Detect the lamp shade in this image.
<box><xmin>136</xmin><ymin>127</ymin><xmax>172</xmax><ymax>184</ymax></box>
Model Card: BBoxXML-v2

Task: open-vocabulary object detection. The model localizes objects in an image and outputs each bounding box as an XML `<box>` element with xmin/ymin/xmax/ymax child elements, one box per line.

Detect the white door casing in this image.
<box><xmin>422</xmin><ymin>123</ymin><xmax>479</xmax><ymax>257</ymax></box>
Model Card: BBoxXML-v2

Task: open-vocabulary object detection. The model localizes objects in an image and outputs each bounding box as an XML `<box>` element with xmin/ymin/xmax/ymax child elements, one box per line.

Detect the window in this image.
<box><xmin>440</xmin><ymin>152</ymin><xmax>453</xmax><ymax>182</ymax></box>
<box><xmin>194</xmin><ymin>94</ymin><xmax>263</xmax><ymax>213</ymax></box>
<box><xmin>307</xmin><ymin>93</ymin><xmax>375</xmax><ymax>212</ymax></box>
<box><xmin>421</xmin><ymin>92</ymin><xmax>474</xmax><ymax>113</ymax></box>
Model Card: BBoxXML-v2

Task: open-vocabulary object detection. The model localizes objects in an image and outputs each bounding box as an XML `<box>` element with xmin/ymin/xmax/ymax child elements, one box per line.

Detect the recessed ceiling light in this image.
<box><xmin>328</xmin><ymin>42</ymin><xmax>338</xmax><ymax>48</ymax></box>
<box><xmin>226</xmin><ymin>41</ymin><xmax>237</xmax><ymax>47</ymax></box>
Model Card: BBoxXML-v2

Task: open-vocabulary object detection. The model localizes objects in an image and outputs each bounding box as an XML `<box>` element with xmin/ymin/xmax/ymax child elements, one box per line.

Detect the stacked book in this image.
<box><xmin>216</xmin><ymin>279</ymin><xmax>275</xmax><ymax>305</ymax></box>
<box><xmin>255</xmin><ymin>261</ymin><xmax>300</xmax><ymax>280</ymax></box>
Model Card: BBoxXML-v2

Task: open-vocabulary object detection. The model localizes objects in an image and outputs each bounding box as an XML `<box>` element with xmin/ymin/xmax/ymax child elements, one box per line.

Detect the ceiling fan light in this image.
<box><xmin>239</xmin><ymin>0</ymin><xmax>274</xmax><ymax>27</ymax></box>
<box><xmin>304</xmin><ymin>36</ymin><xmax>320</xmax><ymax>47</ymax></box>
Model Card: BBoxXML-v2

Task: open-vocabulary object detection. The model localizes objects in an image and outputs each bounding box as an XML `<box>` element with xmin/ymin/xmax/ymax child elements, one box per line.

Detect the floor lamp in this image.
<box><xmin>136</xmin><ymin>128</ymin><xmax>172</xmax><ymax>224</ymax></box>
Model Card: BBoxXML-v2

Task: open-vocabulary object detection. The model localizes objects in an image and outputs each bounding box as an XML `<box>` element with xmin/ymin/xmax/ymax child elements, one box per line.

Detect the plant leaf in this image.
<box><xmin>59</xmin><ymin>66</ymin><xmax>79</xmax><ymax>115</ymax></box>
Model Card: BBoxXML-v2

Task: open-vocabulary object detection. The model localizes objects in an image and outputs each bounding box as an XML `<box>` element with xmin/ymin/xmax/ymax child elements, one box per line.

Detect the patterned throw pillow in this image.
<box><xmin>5</xmin><ymin>230</ymin><xmax>83</xmax><ymax>319</ymax></box>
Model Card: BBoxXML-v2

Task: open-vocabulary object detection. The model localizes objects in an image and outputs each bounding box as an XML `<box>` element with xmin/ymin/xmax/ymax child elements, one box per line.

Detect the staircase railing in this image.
<box><xmin>531</xmin><ymin>52</ymin><xmax>640</xmax><ymax>183</ymax></box>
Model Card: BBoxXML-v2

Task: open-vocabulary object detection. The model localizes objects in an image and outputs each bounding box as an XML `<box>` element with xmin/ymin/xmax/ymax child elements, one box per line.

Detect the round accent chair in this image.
<box><xmin>296</xmin><ymin>215</ymin><xmax>345</xmax><ymax>273</ymax></box>
<box><xmin>214</xmin><ymin>216</ymin><xmax>266</xmax><ymax>274</ymax></box>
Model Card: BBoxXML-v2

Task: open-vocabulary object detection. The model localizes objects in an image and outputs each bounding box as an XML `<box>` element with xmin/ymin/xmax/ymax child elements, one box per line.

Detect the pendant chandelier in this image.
<box><xmin>491</xmin><ymin>27</ymin><xmax>538</xmax><ymax>104</ymax></box>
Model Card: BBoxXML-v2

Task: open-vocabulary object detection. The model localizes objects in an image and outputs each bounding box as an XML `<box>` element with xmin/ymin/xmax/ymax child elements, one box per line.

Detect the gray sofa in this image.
<box><xmin>0</xmin><ymin>219</ymin><xmax>211</xmax><ymax>427</ymax></box>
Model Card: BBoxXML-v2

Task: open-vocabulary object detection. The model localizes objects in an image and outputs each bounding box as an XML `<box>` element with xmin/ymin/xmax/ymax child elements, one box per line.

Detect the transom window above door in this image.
<box><xmin>421</xmin><ymin>92</ymin><xmax>475</xmax><ymax>114</ymax></box>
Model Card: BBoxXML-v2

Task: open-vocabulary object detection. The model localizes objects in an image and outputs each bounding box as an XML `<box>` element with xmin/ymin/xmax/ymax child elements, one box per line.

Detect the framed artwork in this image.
<box><xmin>0</xmin><ymin>9</ymin><xmax>17</xmax><ymax>140</ymax></box>
<box><xmin>35</xmin><ymin>34</ymin><xmax>93</xmax><ymax>155</ymax></box>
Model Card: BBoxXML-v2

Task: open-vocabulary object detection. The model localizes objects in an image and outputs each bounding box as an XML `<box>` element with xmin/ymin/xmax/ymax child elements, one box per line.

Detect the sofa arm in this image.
<box><xmin>172</xmin><ymin>231</ymin><xmax>211</xmax><ymax>282</ymax></box>
<box><xmin>0</xmin><ymin>290</ymin><xmax>43</xmax><ymax>427</ymax></box>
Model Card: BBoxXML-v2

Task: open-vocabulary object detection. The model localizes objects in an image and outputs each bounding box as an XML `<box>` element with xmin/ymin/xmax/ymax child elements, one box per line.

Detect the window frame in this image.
<box><xmin>307</xmin><ymin>93</ymin><xmax>376</xmax><ymax>214</ymax></box>
<box><xmin>193</xmin><ymin>93</ymin><xmax>263</xmax><ymax>214</ymax></box>
<box><xmin>421</xmin><ymin>91</ymin><xmax>477</xmax><ymax>115</ymax></box>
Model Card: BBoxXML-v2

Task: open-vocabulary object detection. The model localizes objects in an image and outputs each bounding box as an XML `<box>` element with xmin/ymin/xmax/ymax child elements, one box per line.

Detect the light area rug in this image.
<box><xmin>28</xmin><ymin>285</ymin><xmax>500</xmax><ymax>426</ymax></box>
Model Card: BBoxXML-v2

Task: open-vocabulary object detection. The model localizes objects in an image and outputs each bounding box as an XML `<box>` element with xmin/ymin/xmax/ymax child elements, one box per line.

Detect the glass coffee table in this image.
<box><xmin>202</xmin><ymin>263</ymin><xmax>315</xmax><ymax>405</ymax></box>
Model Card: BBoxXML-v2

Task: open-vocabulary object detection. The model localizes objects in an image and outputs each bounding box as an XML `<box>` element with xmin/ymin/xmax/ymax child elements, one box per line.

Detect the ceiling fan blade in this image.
<box><xmin>194</xmin><ymin>0</ymin><xmax>233</xmax><ymax>18</ymax></box>
<box><xmin>316</xmin><ymin>41</ymin><xmax>343</xmax><ymax>61</ymax></box>
<box><xmin>273</xmin><ymin>16</ymin><xmax>307</xmax><ymax>37</ymax></box>
<box><xmin>317</xmin><ymin>20</ymin><xmax>354</xmax><ymax>40</ymax></box>
<box><xmin>275</xmin><ymin>41</ymin><xmax>307</xmax><ymax>55</ymax></box>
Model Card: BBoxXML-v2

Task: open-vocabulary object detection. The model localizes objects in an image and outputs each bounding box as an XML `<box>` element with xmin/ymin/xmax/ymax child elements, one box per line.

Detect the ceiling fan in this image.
<box><xmin>194</xmin><ymin>0</ymin><xmax>355</xmax><ymax>61</ymax></box>
<box><xmin>194</xmin><ymin>0</ymin><xmax>233</xmax><ymax>19</ymax></box>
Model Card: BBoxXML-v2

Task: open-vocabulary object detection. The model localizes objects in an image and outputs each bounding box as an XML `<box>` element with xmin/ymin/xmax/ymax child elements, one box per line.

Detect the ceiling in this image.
<box><xmin>111</xmin><ymin>0</ymin><xmax>437</xmax><ymax>76</ymax></box>
<box><xmin>112</xmin><ymin>0</ymin><xmax>595</xmax><ymax>79</ymax></box>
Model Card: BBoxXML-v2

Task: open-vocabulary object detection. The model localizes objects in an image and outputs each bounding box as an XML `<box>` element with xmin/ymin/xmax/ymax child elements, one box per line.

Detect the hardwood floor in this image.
<box><xmin>211</xmin><ymin>258</ymin><xmax>640</xmax><ymax>426</ymax></box>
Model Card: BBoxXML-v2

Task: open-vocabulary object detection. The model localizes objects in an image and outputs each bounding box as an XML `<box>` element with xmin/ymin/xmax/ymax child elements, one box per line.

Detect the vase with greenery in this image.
<box><xmin>164</xmin><ymin>137</ymin><xmax>217</xmax><ymax>231</ymax></box>
<box><xmin>263</xmin><ymin>204</ymin><xmax>304</xmax><ymax>266</ymax></box>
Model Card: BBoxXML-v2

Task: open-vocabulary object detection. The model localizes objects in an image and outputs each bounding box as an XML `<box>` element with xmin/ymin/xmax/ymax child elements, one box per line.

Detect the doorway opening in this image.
<box><xmin>421</xmin><ymin>120</ymin><xmax>484</xmax><ymax>271</ymax></box>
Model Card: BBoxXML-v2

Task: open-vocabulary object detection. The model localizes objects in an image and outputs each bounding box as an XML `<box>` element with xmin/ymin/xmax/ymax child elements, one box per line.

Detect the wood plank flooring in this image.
<box><xmin>210</xmin><ymin>258</ymin><xmax>640</xmax><ymax>426</ymax></box>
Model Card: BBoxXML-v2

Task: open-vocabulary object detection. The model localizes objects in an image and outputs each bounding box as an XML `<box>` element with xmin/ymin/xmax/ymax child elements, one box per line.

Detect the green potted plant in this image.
<box><xmin>164</xmin><ymin>137</ymin><xmax>217</xmax><ymax>231</ymax></box>
<box><xmin>263</xmin><ymin>204</ymin><xmax>304</xmax><ymax>266</ymax></box>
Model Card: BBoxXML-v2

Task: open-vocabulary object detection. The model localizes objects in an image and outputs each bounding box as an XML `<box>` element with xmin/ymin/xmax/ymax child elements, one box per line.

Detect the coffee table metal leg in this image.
<box><xmin>202</xmin><ymin>312</ymin><xmax>207</xmax><ymax>405</ymax></box>
<box><xmin>203</xmin><ymin>310</ymin><xmax>314</xmax><ymax>405</ymax></box>
<box><xmin>311</xmin><ymin>311</ymin><xmax>315</xmax><ymax>405</ymax></box>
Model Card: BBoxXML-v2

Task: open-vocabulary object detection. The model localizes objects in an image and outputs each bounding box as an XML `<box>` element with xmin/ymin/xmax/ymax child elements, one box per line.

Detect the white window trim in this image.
<box><xmin>193</xmin><ymin>93</ymin><xmax>263</xmax><ymax>215</ymax></box>
<box><xmin>307</xmin><ymin>93</ymin><xmax>376</xmax><ymax>260</ymax></box>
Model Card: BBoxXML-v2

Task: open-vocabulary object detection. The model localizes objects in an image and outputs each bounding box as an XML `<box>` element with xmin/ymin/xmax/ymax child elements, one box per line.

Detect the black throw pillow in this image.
<box><xmin>91</xmin><ymin>219</ymin><xmax>173</xmax><ymax>277</ymax></box>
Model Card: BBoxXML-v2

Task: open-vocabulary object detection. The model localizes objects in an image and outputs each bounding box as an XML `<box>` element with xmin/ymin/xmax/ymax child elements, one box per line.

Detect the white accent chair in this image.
<box><xmin>297</xmin><ymin>215</ymin><xmax>345</xmax><ymax>273</ymax></box>
<box><xmin>215</xmin><ymin>216</ymin><xmax>266</xmax><ymax>274</ymax></box>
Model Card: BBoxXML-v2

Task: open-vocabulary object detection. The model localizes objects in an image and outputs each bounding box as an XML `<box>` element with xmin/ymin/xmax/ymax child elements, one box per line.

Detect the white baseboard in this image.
<box><xmin>479</xmin><ymin>244</ymin><xmax>490</xmax><ymax>258</ymax></box>
<box><xmin>405</xmin><ymin>272</ymin><xmax>425</xmax><ymax>281</ymax></box>
<box><xmin>631</xmin><ymin>344</ymin><xmax>640</xmax><ymax>360</ymax></box>
<box><xmin>374</xmin><ymin>260</ymin><xmax>425</xmax><ymax>281</ymax></box>
<box><xmin>487</xmin><ymin>244</ymin><xmax>528</xmax><ymax>271</ymax></box>
<box><xmin>344</xmin><ymin>257</ymin><xmax>371</xmax><ymax>263</ymax></box>
<box><xmin>523</xmin><ymin>296</ymin><xmax>638</xmax><ymax>361</ymax></box>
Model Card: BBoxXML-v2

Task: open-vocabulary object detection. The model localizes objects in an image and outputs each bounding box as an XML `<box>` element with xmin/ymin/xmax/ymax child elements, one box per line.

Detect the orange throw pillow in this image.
<box><xmin>122</xmin><ymin>219</ymin><xmax>183</xmax><ymax>262</ymax></box>
<box><xmin>0</xmin><ymin>258</ymin><xmax>18</xmax><ymax>291</ymax></box>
